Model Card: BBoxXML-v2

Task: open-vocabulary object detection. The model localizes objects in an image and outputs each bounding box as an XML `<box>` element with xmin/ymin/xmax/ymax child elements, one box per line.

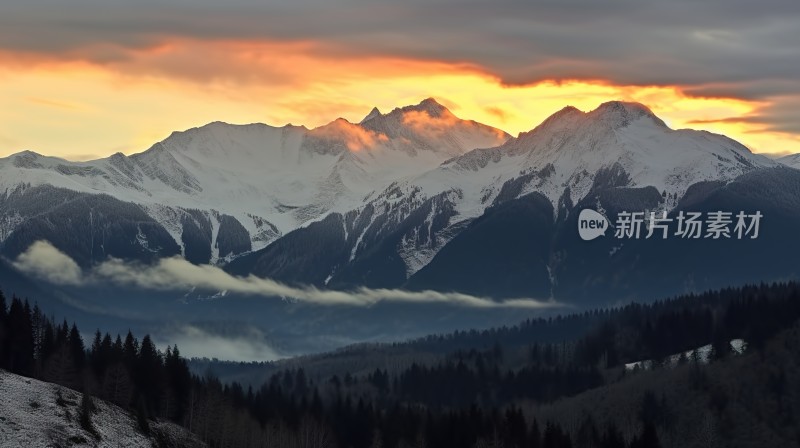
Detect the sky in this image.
<box><xmin>1</xmin><ymin>0</ymin><xmax>799</xmax><ymax>160</ymax></box>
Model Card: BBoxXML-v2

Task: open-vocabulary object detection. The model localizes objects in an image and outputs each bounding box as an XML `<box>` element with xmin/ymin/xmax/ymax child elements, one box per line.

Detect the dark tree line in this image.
<box><xmin>4</xmin><ymin>282</ymin><xmax>800</xmax><ymax>447</ymax></box>
<box><xmin>571</xmin><ymin>282</ymin><xmax>800</xmax><ymax>369</ymax></box>
<box><xmin>0</xmin><ymin>289</ymin><xmax>192</xmax><ymax>429</ymax></box>
<box><xmin>390</xmin><ymin>359</ymin><xmax>602</xmax><ymax>407</ymax></box>
<box><xmin>349</xmin><ymin>282</ymin><xmax>800</xmax><ymax>371</ymax></box>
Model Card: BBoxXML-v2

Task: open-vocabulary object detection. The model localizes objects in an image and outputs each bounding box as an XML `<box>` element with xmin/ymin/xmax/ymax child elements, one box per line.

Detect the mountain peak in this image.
<box><xmin>360</xmin><ymin>107</ymin><xmax>383</xmax><ymax>124</ymax></box>
<box><xmin>402</xmin><ymin>97</ymin><xmax>449</xmax><ymax>118</ymax></box>
<box><xmin>539</xmin><ymin>105</ymin><xmax>582</xmax><ymax>125</ymax></box>
<box><xmin>14</xmin><ymin>149</ymin><xmax>43</xmax><ymax>158</ymax></box>
<box><xmin>590</xmin><ymin>101</ymin><xmax>666</xmax><ymax>128</ymax></box>
<box><xmin>8</xmin><ymin>150</ymin><xmax>46</xmax><ymax>168</ymax></box>
<box><xmin>516</xmin><ymin>105</ymin><xmax>583</xmax><ymax>139</ymax></box>
<box><xmin>596</xmin><ymin>100</ymin><xmax>651</xmax><ymax>114</ymax></box>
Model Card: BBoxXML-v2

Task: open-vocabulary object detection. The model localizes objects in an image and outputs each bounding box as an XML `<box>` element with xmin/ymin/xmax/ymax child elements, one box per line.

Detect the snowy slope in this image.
<box><xmin>355</xmin><ymin>101</ymin><xmax>777</xmax><ymax>275</ymax></box>
<box><xmin>0</xmin><ymin>99</ymin><xmax>509</xmax><ymax>258</ymax></box>
<box><xmin>413</xmin><ymin>101</ymin><xmax>776</xmax><ymax>213</ymax></box>
<box><xmin>624</xmin><ymin>339</ymin><xmax>747</xmax><ymax>371</ymax></box>
<box><xmin>207</xmin><ymin>101</ymin><xmax>783</xmax><ymax>285</ymax></box>
<box><xmin>777</xmin><ymin>153</ymin><xmax>800</xmax><ymax>170</ymax></box>
<box><xmin>0</xmin><ymin>369</ymin><xmax>203</xmax><ymax>448</ymax></box>
<box><xmin>0</xmin><ymin>99</ymin><xmax>779</xmax><ymax>282</ymax></box>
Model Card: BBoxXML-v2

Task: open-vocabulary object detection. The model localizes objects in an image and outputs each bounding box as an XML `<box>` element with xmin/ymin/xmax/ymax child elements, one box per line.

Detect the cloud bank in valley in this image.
<box><xmin>156</xmin><ymin>325</ymin><xmax>283</xmax><ymax>362</ymax></box>
<box><xmin>12</xmin><ymin>241</ymin><xmax>560</xmax><ymax>310</ymax></box>
<box><xmin>13</xmin><ymin>240</ymin><xmax>84</xmax><ymax>286</ymax></box>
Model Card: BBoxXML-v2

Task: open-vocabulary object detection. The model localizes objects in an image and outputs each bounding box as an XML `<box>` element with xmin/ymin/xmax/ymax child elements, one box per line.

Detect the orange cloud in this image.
<box><xmin>310</xmin><ymin>119</ymin><xmax>389</xmax><ymax>152</ymax></box>
<box><xmin>27</xmin><ymin>97</ymin><xmax>84</xmax><ymax>110</ymax></box>
<box><xmin>484</xmin><ymin>106</ymin><xmax>510</xmax><ymax>123</ymax></box>
<box><xmin>400</xmin><ymin>107</ymin><xmax>508</xmax><ymax>144</ymax></box>
<box><xmin>0</xmin><ymin>38</ymin><xmax>798</xmax><ymax>159</ymax></box>
<box><xmin>402</xmin><ymin>109</ymin><xmax>460</xmax><ymax>138</ymax></box>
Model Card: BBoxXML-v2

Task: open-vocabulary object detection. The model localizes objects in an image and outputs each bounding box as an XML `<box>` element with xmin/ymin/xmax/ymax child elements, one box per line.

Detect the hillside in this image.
<box><xmin>0</xmin><ymin>369</ymin><xmax>203</xmax><ymax>448</ymax></box>
<box><xmin>3</xmin><ymin>282</ymin><xmax>800</xmax><ymax>447</ymax></box>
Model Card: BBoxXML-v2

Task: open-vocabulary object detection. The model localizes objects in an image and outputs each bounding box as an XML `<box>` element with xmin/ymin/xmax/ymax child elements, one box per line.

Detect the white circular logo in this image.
<box><xmin>578</xmin><ymin>209</ymin><xmax>609</xmax><ymax>241</ymax></box>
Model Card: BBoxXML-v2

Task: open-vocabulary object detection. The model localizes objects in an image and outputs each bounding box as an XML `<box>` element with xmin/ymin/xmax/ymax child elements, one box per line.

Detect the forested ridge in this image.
<box><xmin>2</xmin><ymin>282</ymin><xmax>800</xmax><ymax>447</ymax></box>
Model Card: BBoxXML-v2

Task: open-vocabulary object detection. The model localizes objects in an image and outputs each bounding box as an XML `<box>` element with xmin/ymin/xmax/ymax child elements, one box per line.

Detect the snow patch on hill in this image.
<box><xmin>625</xmin><ymin>339</ymin><xmax>747</xmax><ymax>371</ymax></box>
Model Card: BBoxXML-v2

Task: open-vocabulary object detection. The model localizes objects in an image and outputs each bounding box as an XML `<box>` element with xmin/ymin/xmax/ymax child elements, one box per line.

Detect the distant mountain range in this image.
<box><xmin>778</xmin><ymin>152</ymin><xmax>800</xmax><ymax>169</ymax></box>
<box><xmin>2</xmin><ymin>98</ymin><xmax>800</xmax><ymax>305</ymax></box>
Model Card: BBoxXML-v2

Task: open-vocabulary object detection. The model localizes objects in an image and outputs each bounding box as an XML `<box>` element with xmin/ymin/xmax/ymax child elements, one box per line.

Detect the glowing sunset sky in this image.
<box><xmin>1</xmin><ymin>0</ymin><xmax>799</xmax><ymax>160</ymax></box>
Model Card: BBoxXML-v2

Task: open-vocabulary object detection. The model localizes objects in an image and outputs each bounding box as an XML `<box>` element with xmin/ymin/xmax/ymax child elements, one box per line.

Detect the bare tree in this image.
<box><xmin>102</xmin><ymin>363</ymin><xmax>132</xmax><ymax>407</ymax></box>
<box><xmin>297</xmin><ymin>416</ymin><xmax>335</xmax><ymax>448</ymax></box>
<box><xmin>474</xmin><ymin>427</ymin><xmax>505</xmax><ymax>448</ymax></box>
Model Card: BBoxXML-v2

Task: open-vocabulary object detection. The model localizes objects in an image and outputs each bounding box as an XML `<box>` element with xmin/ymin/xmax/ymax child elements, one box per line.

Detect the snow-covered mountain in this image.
<box><xmin>4</xmin><ymin>98</ymin><xmax>798</xmax><ymax>304</ymax></box>
<box><xmin>228</xmin><ymin>101</ymin><xmax>778</xmax><ymax>288</ymax></box>
<box><xmin>778</xmin><ymin>153</ymin><xmax>800</xmax><ymax>170</ymax></box>
<box><xmin>0</xmin><ymin>98</ymin><xmax>508</xmax><ymax>265</ymax></box>
<box><xmin>431</xmin><ymin>101</ymin><xmax>775</xmax><ymax>206</ymax></box>
<box><xmin>0</xmin><ymin>369</ymin><xmax>203</xmax><ymax>447</ymax></box>
<box><xmin>404</xmin><ymin>101</ymin><xmax>775</xmax><ymax>221</ymax></box>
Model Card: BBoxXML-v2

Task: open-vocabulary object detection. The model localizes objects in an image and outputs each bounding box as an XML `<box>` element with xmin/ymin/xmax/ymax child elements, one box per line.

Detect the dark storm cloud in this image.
<box><xmin>683</xmin><ymin>80</ymin><xmax>800</xmax><ymax>101</ymax></box>
<box><xmin>1</xmin><ymin>0</ymin><xmax>798</xmax><ymax>104</ymax></box>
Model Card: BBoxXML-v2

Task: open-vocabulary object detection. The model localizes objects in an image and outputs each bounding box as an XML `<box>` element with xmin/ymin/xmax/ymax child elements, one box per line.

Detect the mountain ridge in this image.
<box><xmin>0</xmin><ymin>98</ymin><xmax>509</xmax><ymax>264</ymax></box>
<box><xmin>1</xmin><ymin>98</ymin><xmax>797</xmax><ymax>305</ymax></box>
